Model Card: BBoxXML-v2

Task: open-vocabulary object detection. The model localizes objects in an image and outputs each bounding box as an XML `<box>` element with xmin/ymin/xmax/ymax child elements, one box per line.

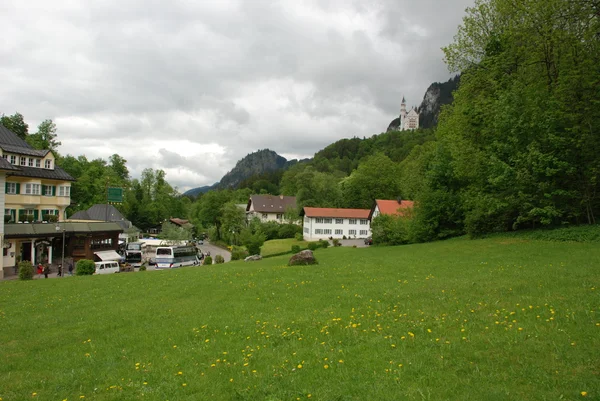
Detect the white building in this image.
<box><xmin>302</xmin><ymin>207</ymin><xmax>371</xmax><ymax>241</ymax></box>
<box><xmin>399</xmin><ymin>97</ymin><xmax>419</xmax><ymax>130</ymax></box>
<box><xmin>246</xmin><ymin>194</ymin><xmax>297</xmax><ymax>223</ymax></box>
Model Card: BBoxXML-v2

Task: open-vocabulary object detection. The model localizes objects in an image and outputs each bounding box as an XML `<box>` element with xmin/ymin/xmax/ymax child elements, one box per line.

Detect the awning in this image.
<box><xmin>94</xmin><ymin>250</ymin><xmax>124</xmax><ymax>261</ymax></box>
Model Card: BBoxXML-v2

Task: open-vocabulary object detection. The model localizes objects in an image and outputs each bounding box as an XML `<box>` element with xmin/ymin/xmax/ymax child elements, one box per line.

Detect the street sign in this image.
<box><xmin>107</xmin><ymin>187</ymin><xmax>124</xmax><ymax>203</ymax></box>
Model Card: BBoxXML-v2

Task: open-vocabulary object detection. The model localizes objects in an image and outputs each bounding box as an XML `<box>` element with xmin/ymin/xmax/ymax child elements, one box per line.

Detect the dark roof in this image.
<box><xmin>69</xmin><ymin>204</ymin><xmax>133</xmax><ymax>231</ymax></box>
<box><xmin>4</xmin><ymin>221</ymin><xmax>123</xmax><ymax>238</ymax></box>
<box><xmin>0</xmin><ymin>156</ymin><xmax>20</xmax><ymax>172</ymax></box>
<box><xmin>0</xmin><ymin>124</ymin><xmax>74</xmax><ymax>181</ymax></box>
<box><xmin>246</xmin><ymin>195</ymin><xmax>297</xmax><ymax>213</ymax></box>
<box><xmin>6</xmin><ymin>165</ymin><xmax>75</xmax><ymax>181</ymax></box>
<box><xmin>170</xmin><ymin>218</ymin><xmax>190</xmax><ymax>226</ymax></box>
<box><xmin>0</xmin><ymin>124</ymin><xmax>32</xmax><ymax>148</ymax></box>
<box><xmin>0</xmin><ymin>144</ymin><xmax>48</xmax><ymax>157</ymax></box>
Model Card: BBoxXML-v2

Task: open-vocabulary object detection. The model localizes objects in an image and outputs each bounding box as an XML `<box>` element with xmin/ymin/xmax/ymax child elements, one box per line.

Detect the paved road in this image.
<box><xmin>197</xmin><ymin>241</ymin><xmax>231</xmax><ymax>263</ymax></box>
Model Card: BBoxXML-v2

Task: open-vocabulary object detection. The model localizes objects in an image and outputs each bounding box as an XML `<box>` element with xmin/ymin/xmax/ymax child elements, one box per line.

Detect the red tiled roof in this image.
<box><xmin>303</xmin><ymin>207</ymin><xmax>370</xmax><ymax>219</ymax></box>
<box><xmin>374</xmin><ymin>199</ymin><xmax>414</xmax><ymax>217</ymax></box>
<box><xmin>170</xmin><ymin>218</ymin><xmax>190</xmax><ymax>226</ymax></box>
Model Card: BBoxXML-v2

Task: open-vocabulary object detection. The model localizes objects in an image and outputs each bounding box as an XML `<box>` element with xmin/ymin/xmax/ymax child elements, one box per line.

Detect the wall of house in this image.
<box><xmin>302</xmin><ymin>216</ymin><xmax>371</xmax><ymax>240</ymax></box>
<box><xmin>0</xmin><ymin>172</ymin><xmax>5</xmax><ymax>279</ymax></box>
<box><xmin>248</xmin><ymin>211</ymin><xmax>286</xmax><ymax>223</ymax></box>
<box><xmin>5</xmin><ymin>178</ymin><xmax>71</xmax><ymax>222</ymax></box>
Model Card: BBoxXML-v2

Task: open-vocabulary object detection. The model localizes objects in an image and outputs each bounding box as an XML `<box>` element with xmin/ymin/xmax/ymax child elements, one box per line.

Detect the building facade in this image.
<box><xmin>369</xmin><ymin>199</ymin><xmax>415</xmax><ymax>221</ymax></box>
<box><xmin>246</xmin><ymin>195</ymin><xmax>297</xmax><ymax>223</ymax></box>
<box><xmin>399</xmin><ymin>97</ymin><xmax>419</xmax><ymax>131</ymax></box>
<box><xmin>302</xmin><ymin>207</ymin><xmax>371</xmax><ymax>241</ymax></box>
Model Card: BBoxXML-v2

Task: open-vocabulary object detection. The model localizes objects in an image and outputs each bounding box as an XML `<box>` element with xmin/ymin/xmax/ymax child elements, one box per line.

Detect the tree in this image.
<box><xmin>26</xmin><ymin>119</ymin><xmax>61</xmax><ymax>152</ymax></box>
<box><xmin>340</xmin><ymin>153</ymin><xmax>402</xmax><ymax>209</ymax></box>
<box><xmin>220</xmin><ymin>202</ymin><xmax>246</xmax><ymax>245</ymax></box>
<box><xmin>0</xmin><ymin>112</ymin><xmax>29</xmax><ymax>139</ymax></box>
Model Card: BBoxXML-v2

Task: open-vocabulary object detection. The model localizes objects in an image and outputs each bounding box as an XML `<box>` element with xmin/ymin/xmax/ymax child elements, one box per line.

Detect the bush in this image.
<box><xmin>318</xmin><ymin>239</ymin><xmax>329</xmax><ymax>248</ymax></box>
<box><xmin>139</xmin><ymin>264</ymin><xmax>147</xmax><ymax>271</ymax></box>
<box><xmin>204</xmin><ymin>256</ymin><xmax>212</xmax><ymax>265</ymax></box>
<box><xmin>46</xmin><ymin>214</ymin><xmax>59</xmax><ymax>223</ymax></box>
<box><xmin>18</xmin><ymin>261</ymin><xmax>34</xmax><ymax>280</ymax></box>
<box><xmin>75</xmin><ymin>259</ymin><xmax>95</xmax><ymax>276</ymax></box>
<box><xmin>307</xmin><ymin>242</ymin><xmax>319</xmax><ymax>251</ymax></box>
<box><xmin>231</xmin><ymin>246</ymin><xmax>249</xmax><ymax>261</ymax></box>
<box><xmin>332</xmin><ymin>238</ymin><xmax>341</xmax><ymax>247</ymax></box>
<box><xmin>241</xmin><ymin>229</ymin><xmax>266</xmax><ymax>256</ymax></box>
<box><xmin>4</xmin><ymin>214</ymin><xmax>12</xmax><ymax>223</ymax></box>
<box><xmin>291</xmin><ymin>245</ymin><xmax>301</xmax><ymax>253</ymax></box>
<box><xmin>214</xmin><ymin>255</ymin><xmax>225</xmax><ymax>264</ymax></box>
<box><xmin>278</xmin><ymin>223</ymin><xmax>301</xmax><ymax>239</ymax></box>
<box><xmin>295</xmin><ymin>233</ymin><xmax>304</xmax><ymax>241</ymax></box>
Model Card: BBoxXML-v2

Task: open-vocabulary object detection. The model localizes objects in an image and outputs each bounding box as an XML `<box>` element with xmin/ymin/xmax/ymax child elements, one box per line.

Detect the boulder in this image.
<box><xmin>244</xmin><ymin>255</ymin><xmax>262</xmax><ymax>262</ymax></box>
<box><xmin>288</xmin><ymin>250</ymin><xmax>318</xmax><ymax>266</ymax></box>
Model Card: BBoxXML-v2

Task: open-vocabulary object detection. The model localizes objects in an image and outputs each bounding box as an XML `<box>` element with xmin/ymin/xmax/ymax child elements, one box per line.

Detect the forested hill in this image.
<box><xmin>218</xmin><ymin>149</ymin><xmax>292</xmax><ymax>189</ymax></box>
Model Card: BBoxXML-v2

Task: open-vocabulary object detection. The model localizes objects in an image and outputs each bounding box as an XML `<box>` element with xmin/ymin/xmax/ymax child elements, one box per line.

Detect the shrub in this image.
<box><xmin>295</xmin><ymin>233</ymin><xmax>304</xmax><ymax>241</ymax></box>
<box><xmin>332</xmin><ymin>238</ymin><xmax>341</xmax><ymax>247</ymax></box>
<box><xmin>307</xmin><ymin>242</ymin><xmax>319</xmax><ymax>251</ymax></box>
<box><xmin>231</xmin><ymin>247</ymin><xmax>249</xmax><ymax>261</ymax></box>
<box><xmin>18</xmin><ymin>261</ymin><xmax>34</xmax><ymax>280</ymax></box>
<box><xmin>75</xmin><ymin>259</ymin><xmax>95</xmax><ymax>276</ymax></box>
<box><xmin>26</xmin><ymin>215</ymin><xmax>34</xmax><ymax>223</ymax></box>
<box><xmin>241</xmin><ymin>229</ymin><xmax>266</xmax><ymax>256</ymax></box>
<box><xmin>318</xmin><ymin>239</ymin><xmax>329</xmax><ymax>248</ymax></box>
<box><xmin>214</xmin><ymin>255</ymin><xmax>225</xmax><ymax>264</ymax></box>
<box><xmin>139</xmin><ymin>264</ymin><xmax>147</xmax><ymax>271</ymax></box>
<box><xmin>278</xmin><ymin>223</ymin><xmax>301</xmax><ymax>239</ymax></box>
<box><xmin>46</xmin><ymin>215</ymin><xmax>59</xmax><ymax>223</ymax></box>
<box><xmin>4</xmin><ymin>214</ymin><xmax>12</xmax><ymax>223</ymax></box>
<box><xmin>204</xmin><ymin>256</ymin><xmax>212</xmax><ymax>265</ymax></box>
<box><xmin>291</xmin><ymin>245</ymin><xmax>301</xmax><ymax>253</ymax></box>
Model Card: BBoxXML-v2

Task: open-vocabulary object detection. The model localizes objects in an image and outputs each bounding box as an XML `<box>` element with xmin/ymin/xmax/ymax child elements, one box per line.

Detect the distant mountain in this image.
<box><xmin>183</xmin><ymin>149</ymin><xmax>303</xmax><ymax>197</ymax></box>
<box><xmin>387</xmin><ymin>75</ymin><xmax>460</xmax><ymax>132</ymax></box>
<box><xmin>183</xmin><ymin>183</ymin><xmax>219</xmax><ymax>197</ymax></box>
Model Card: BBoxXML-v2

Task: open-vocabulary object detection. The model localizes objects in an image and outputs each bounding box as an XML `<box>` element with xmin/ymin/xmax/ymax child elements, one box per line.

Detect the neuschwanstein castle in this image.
<box><xmin>399</xmin><ymin>97</ymin><xmax>419</xmax><ymax>130</ymax></box>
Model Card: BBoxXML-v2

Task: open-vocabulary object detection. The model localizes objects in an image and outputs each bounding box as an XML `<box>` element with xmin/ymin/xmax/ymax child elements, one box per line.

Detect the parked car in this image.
<box><xmin>364</xmin><ymin>237</ymin><xmax>373</xmax><ymax>245</ymax></box>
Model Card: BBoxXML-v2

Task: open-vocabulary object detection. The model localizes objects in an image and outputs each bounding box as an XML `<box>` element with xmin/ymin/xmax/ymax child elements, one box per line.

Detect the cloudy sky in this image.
<box><xmin>1</xmin><ymin>0</ymin><xmax>474</xmax><ymax>192</ymax></box>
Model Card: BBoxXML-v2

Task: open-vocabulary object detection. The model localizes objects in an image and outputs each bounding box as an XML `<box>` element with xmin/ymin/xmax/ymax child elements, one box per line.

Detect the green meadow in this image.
<box><xmin>1</xmin><ymin>234</ymin><xmax>599</xmax><ymax>401</ymax></box>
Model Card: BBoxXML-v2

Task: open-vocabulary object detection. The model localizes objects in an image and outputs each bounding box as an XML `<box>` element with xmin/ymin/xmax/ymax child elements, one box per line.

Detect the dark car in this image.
<box><xmin>364</xmin><ymin>237</ymin><xmax>373</xmax><ymax>245</ymax></box>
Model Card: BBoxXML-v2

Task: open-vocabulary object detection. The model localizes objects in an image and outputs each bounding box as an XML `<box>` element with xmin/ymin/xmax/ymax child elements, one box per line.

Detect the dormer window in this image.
<box><xmin>9</xmin><ymin>155</ymin><xmax>16</xmax><ymax>164</ymax></box>
<box><xmin>35</xmin><ymin>159</ymin><xmax>41</xmax><ymax>168</ymax></box>
<box><xmin>20</xmin><ymin>156</ymin><xmax>27</xmax><ymax>166</ymax></box>
<box><xmin>28</xmin><ymin>158</ymin><xmax>34</xmax><ymax>167</ymax></box>
<box><xmin>44</xmin><ymin>160</ymin><xmax>52</xmax><ymax>169</ymax></box>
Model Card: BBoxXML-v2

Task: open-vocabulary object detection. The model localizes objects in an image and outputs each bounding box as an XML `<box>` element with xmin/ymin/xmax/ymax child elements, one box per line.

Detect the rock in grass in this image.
<box><xmin>288</xmin><ymin>250</ymin><xmax>318</xmax><ymax>266</ymax></box>
<box><xmin>245</xmin><ymin>255</ymin><xmax>262</xmax><ymax>262</ymax></box>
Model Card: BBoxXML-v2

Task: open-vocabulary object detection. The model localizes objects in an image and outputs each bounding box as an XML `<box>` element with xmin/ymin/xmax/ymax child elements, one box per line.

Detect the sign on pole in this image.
<box><xmin>107</xmin><ymin>187</ymin><xmax>124</xmax><ymax>203</ymax></box>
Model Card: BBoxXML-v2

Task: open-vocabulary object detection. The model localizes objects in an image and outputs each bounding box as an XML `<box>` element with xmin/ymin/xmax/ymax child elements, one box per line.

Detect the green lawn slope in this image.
<box><xmin>1</xmin><ymin>233</ymin><xmax>598</xmax><ymax>400</ymax></box>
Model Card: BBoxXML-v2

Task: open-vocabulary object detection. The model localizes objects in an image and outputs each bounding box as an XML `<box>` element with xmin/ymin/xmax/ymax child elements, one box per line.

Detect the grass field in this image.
<box><xmin>1</xmin><ymin>233</ymin><xmax>599</xmax><ymax>400</ymax></box>
<box><xmin>261</xmin><ymin>238</ymin><xmax>309</xmax><ymax>257</ymax></box>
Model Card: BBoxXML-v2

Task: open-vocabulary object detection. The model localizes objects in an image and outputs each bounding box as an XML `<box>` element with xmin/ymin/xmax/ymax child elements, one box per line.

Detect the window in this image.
<box><xmin>315</xmin><ymin>229</ymin><xmax>323</xmax><ymax>234</ymax></box>
<box><xmin>9</xmin><ymin>155</ymin><xmax>16</xmax><ymax>164</ymax></box>
<box><xmin>324</xmin><ymin>218</ymin><xmax>332</xmax><ymax>224</ymax></box>
<box><xmin>349</xmin><ymin>219</ymin><xmax>357</xmax><ymax>224</ymax></box>
<box><xmin>20</xmin><ymin>157</ymin><xmax>27</xmax><ymax>166</ymax></box>
<box><xmin>6</xmin><ymin>182</ymin><xmax>17</xmax><ymax>194</ymax></box>
<box><xmin>315</xmin><ymin>218</ymin><xmax>324</xmax><ymax>223</ymax></box>
<box><xmin>58</xmin><ymin>186</ymin><xmax>71</xmax><ymax>197</ymax></box>
<box><xmin>41</xmin><ymin>209</ymin><xmax>57</xmax><ymax>216</ymax></box>
<box><xmin>360</xmin><ymin>230</ymin><xmax>368</xmax><ymax>236</ymax></box>
<box><xmin>261</xmin><ymin>213</ymin><xmax>268</xmax><ymax>219</ymax></box>
<box><xmin>335</xmin><ymin>218</ymin><xmax>343</xmax><ymax>224</ymax></box>
<box><xmin>44</xmin><ymin>159</ymin><xmax>52</xmax><ymax>169</ymax></box>
<box><xmin>24</xmin><ymin>183</ymin><xmax>41</xmax><ymax>195</ymax></box>
<box><xmin>42</xmin><ymin>185</ymin><xmax>54</xmax><ymax>196</ymax></box>
<box><xmin>335</xmin><ymin>229</ymin><xmax>343</xmax><ymax>235</ymax></box>
<box><xmin>35</xmin><ymin>159</ymin><xmax>41</xmax><ymax>167</ymax></box>
<box><xmin>23</xmin><ymin>209</ymin><xmax>35</xmax><ymax>216</ymax></box>
<box><xmin>323</xmin><ymin>229</ymin><xmax>332</xmax><ymax>235</ymax></box>
<box><xmin>28</xmin><ymin>158</ymin><xmax>34</xmax><ymax>167</ymax></box>
<box><xmin>4</xmin><ymin>209</ymin><xmax>15</xmax><ymax>222</ymax></box>
<box><xmin>303</xmin><ymin>227</ymin><xmax>309</xmax><ymax>233</ymax></box>
<box><xmin>360</xmin><ymin>219</ymin><xmax>368</xmax><ymax>225</ymax></box>
<box><xmin>276</xmin><ymin>213</ymin><xmax>283</xmax><ymax>220</ymax></box>
<box><xmin>304</xmin><ymin>217</ymin><xmax>309</xmax><ymax>223</ymax></box>
<box><xmin>349</xmin><ymin>229</ymin><xmax>356</xmax><ymax>235</ymax></box>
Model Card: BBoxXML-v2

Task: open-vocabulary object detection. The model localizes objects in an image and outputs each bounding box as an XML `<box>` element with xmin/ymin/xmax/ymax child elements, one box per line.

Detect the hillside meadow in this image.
<box><xmin>1</xmin><ymin>234</ymin><xmax>599</xmax><ymax>401</ymax></box>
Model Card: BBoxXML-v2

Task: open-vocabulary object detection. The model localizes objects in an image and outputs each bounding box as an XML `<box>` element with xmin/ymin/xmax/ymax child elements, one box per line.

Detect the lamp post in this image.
<box><xmin>55</xmin><ymin>224</ymin><xmax>66</xmax><ymax>278</ymax></box>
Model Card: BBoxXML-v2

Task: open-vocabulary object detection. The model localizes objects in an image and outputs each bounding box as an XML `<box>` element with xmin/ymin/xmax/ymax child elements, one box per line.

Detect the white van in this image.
<box><xmin>94</xmin><ymin>261</ymin><xmax>120</xmax><ymax>274</ymax></box>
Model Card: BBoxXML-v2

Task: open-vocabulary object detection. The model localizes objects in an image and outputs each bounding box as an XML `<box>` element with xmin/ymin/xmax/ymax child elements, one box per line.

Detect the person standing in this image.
<box><xmin>43</xmin><ymin>264</ymin><xmax>50</xmax><ymax>279</ymax></box>
<box><xmin>68</xmin><ymin>262</ymin><xmax>74</xmax><ymax>276</ymax></box>
<box><xmin>57</xmin><ymin>264</ymin><xmax>62</xmax><ymax>277</ymax></box>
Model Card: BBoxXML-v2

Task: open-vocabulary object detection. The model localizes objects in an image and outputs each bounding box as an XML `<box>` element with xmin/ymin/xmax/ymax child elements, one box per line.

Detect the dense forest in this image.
<box><xmin>3</xmin><ymin>0</ymin><xmax>598</xmax><ymax>246</ymax></box>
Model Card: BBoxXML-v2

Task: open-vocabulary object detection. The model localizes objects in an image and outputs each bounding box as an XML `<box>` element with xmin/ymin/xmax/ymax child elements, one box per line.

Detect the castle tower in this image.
<box><xmin>400</xmin><ymin>96</ymin><xmax>407</xmax><ymax>130</ymax></box>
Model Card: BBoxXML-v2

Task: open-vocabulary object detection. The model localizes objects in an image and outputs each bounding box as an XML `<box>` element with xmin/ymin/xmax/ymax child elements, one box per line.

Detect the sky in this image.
<box><xmin>1</xmin><ymin>0</ymin><xmax>475</xmax><ymax>193</ymax></box>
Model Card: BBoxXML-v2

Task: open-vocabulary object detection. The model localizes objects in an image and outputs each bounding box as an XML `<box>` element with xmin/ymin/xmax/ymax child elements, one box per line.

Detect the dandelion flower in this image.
<box><xmin>297</xmin><ymin>364</ymin><xmax>303</xmax><ymax>369</ymax></box>
<box><xmin>324</xmin><ymin>364</ymin><xmax>329</xmax><ymax>369</ymax></box>
<box><xmin>581</xmin><ymin>391</ymin><xmax>587</xmax><ymax>397</ymax></box>
<box><xmin>182</xmin><ymin>383</ymin><xmax>187</xmax><ymax>387</ymax></box>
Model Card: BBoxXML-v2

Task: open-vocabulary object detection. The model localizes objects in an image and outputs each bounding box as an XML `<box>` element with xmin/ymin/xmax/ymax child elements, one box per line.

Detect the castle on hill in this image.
<box><xmin>399</xmin><ymin>96</ymin><xmax>419</xmax><ymax>130</ymax></box>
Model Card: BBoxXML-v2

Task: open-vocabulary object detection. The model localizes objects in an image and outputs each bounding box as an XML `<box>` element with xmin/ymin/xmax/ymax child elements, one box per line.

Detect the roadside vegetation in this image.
<box><xmin>1</xmin><ymin>228</ymin><xmax>598</xmax><ymax>400</ymax></box>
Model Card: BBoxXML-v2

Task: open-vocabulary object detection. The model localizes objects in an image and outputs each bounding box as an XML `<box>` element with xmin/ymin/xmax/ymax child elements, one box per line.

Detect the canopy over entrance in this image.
<box><xmin>94</xmin><ymin>250</ymin><xmax>123</xmax><ymax>261</ymax></box>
